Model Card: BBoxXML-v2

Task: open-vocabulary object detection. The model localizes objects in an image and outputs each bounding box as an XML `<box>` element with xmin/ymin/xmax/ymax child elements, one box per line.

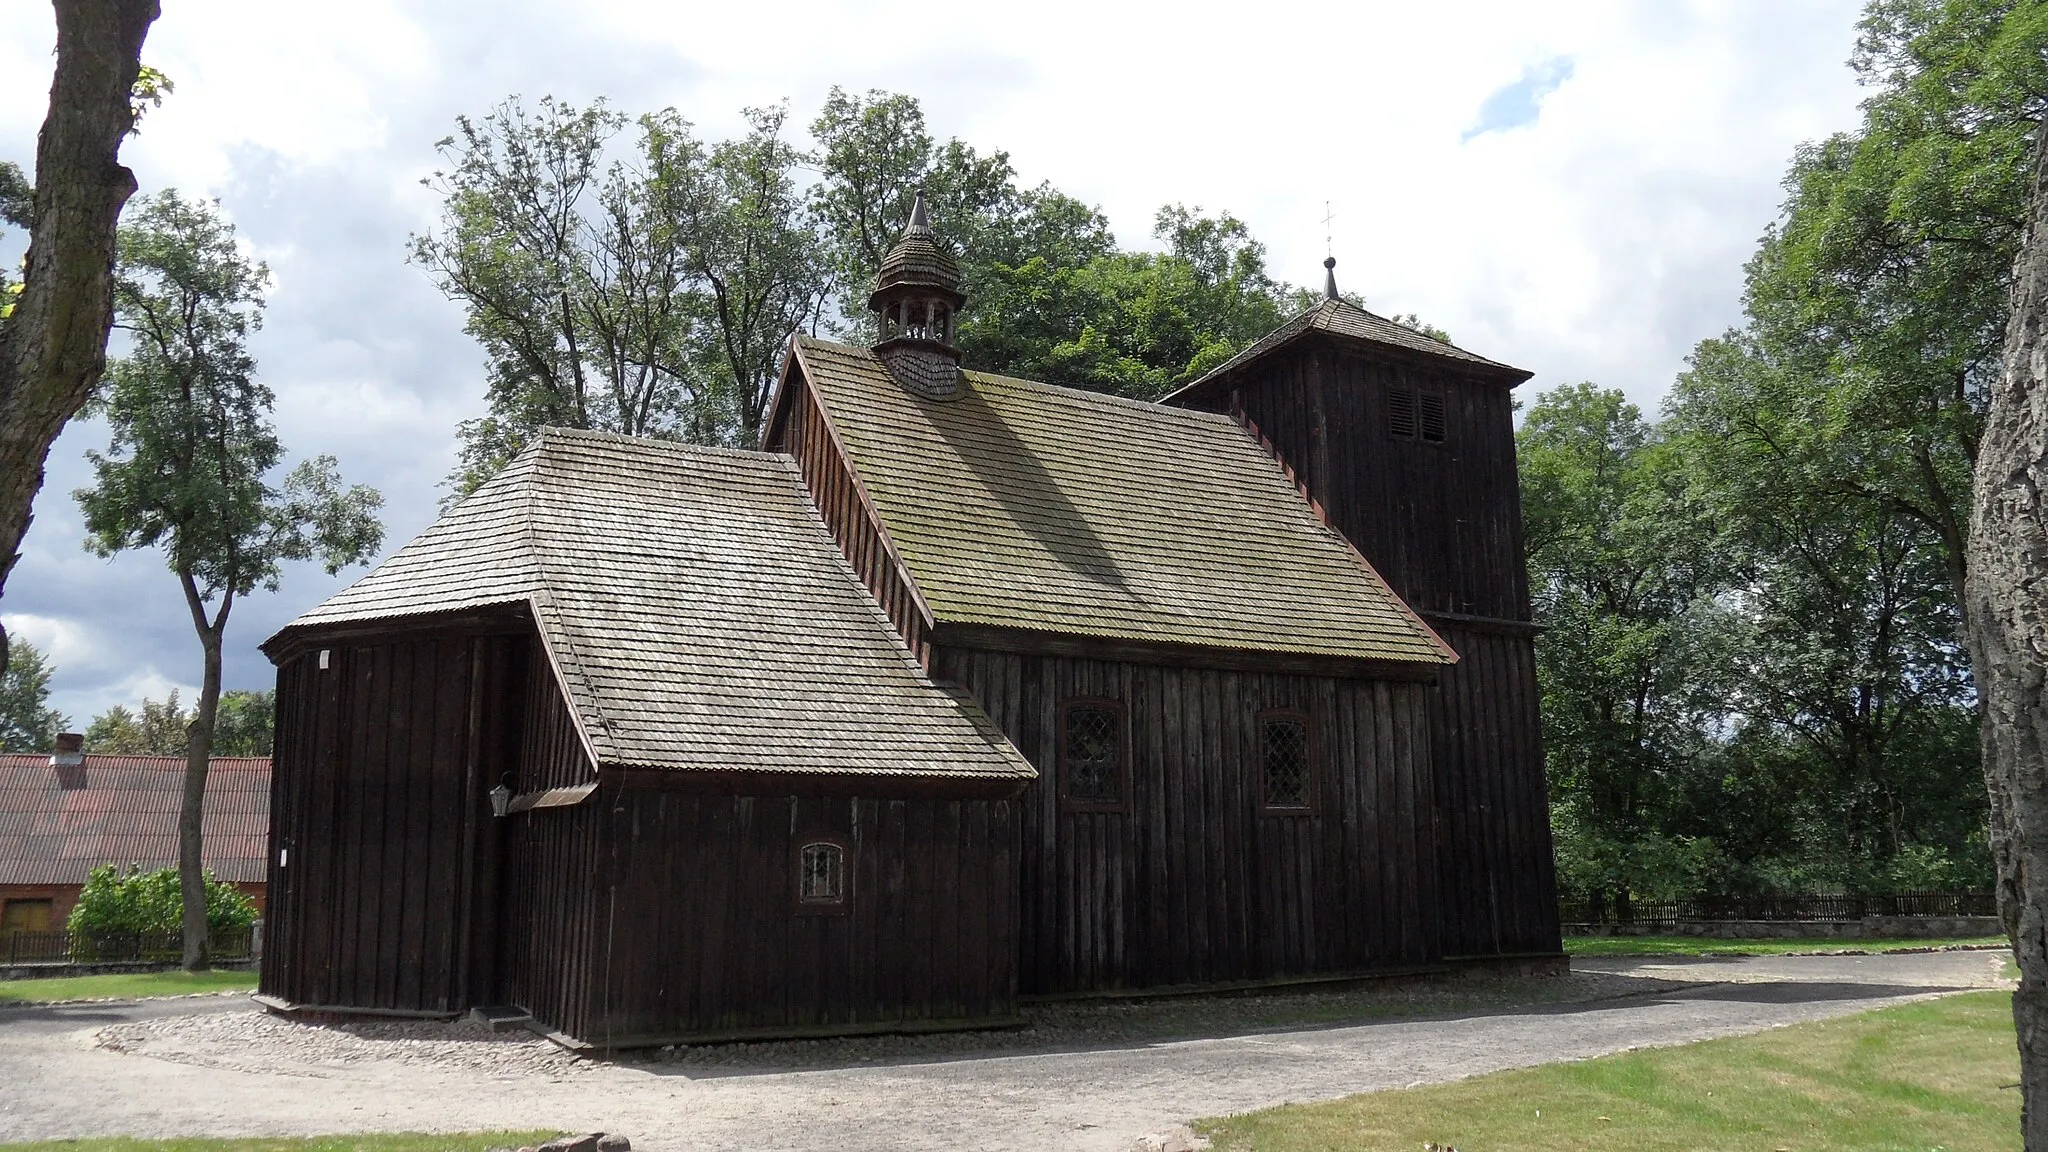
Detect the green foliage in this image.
<box><xmin>128</xmin><ymin>64</ymin><xmax>172</xmax><ymax>134</ymax></box>
<box><xmin>65</xmin><ymin>864</ymin><xmax>255</xmax><ymax>937</ymax></box>
<box><xmin>1525</xmin><ymin>377</ymin><xmax>1989</xmax><ymax>904</ymax></box>
<box><xmin>0</xmin><ymin>637</ymin><xmax>66</xmax><ymax>752</ymax></box>
<box><xmin>425</xmin><ymin>86</ymin><xmax>1365</xmax><ymax>492</ymax></box>
<box><xmin>1520</xmin><ymin>384</ymin><xmax>1727</xmax><ymax>905</ymax></box>
<box><xmin>78</xmin><ymin>190</ymin><xmax>384</xmax><ymax>612</ymax></box>
<box><xmin>81</xmin><ymin>688</ymin><xmax>270</xmax><ymax>756</ymax></box>
<box><xmin>209</xmin><ymin>689</ymin><xmax>273</xmax><ymax>756</ymax></box>
<box><xmin>413</xmin><ymin>95</ymin><xmax>832</xmax><ymax>493</ymax></box>
<box><xmin>1528</xmin><ymin>0</ymin><xmax>2043</xmax><ymax>910</ymax></box>
<box><xmin>0</xmin><ymin>159</ymin><xmax>27</xmax><ymax>321</ymax></box>
<box><xmin>84</xmin><ymin>691</ymin><xmax>189</xmax><ymax>756</ymax></box>
<box><xmin>1727</xmin><ymin>0</ymin><xmax>2048</xmax><ymax>606</ymax></box>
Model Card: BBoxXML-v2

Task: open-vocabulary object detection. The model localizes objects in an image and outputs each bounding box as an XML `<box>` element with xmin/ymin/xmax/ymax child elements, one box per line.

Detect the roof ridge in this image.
<box><xmin>536</xmin><ymin>425</ymin><xmax>792</xmax><ymax>463</ymax></box>
<box><xmin>797</xmin><ymin>334</ymin><xmax>1237</xmax><ymax>427</ymax></box>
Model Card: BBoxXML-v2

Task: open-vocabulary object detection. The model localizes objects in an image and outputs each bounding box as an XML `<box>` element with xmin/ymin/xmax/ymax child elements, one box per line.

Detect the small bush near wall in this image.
<box><xmin>66</xmin><ymin>865</ymin><xmax>257</xmax><ymax>937</ymax></box>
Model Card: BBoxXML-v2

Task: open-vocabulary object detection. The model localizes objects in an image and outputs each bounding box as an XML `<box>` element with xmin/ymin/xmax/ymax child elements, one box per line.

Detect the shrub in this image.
<box><xmin>66</xmin><ymin>864</ymin><xmax>257</xmax><ymax>938</ymax></box>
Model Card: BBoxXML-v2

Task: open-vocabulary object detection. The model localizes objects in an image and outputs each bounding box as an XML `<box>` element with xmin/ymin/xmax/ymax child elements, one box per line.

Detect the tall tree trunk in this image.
<box><xmin>177</xmin><ymin>571</ymin><xmax>226</xmax><ymax>972</ymax></box>
<box><xmin>1967</xmin><ymin>117</ymin><xmax>2048</xmax><ymax>1150</ymax></box>
<box><xmin>0</xmin><ymin>0</ymin><xmax>158</xmax><ymax>678</ymax></box>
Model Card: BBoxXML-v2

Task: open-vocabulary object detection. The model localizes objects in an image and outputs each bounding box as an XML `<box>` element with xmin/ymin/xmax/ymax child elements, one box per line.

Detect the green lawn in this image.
<box><xmin>0</xmin><ymin>969</ymin><xmax>257</xmax><ymax>1005</ymax></box>
<box><xmin>1197</xmin><ymin>990</ymin><xmax>2020</xmax><ymax>1151</ymax></box>
<box><xmin>0</xmin><ymin>1137</ymin><xmax>560</xmax><ymax>1152</ymax></box>
<box><xmin>1566</xmin><ymin>934</ymin><xmax>2008</xmax><ymax>957</ymax></box>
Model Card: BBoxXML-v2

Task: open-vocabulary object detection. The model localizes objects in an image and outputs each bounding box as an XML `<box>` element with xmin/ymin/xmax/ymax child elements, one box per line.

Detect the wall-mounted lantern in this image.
<box><xmin>488</xmin><ymin>783</ymin><xmax>514</xmax><ymax>818</ymax></box>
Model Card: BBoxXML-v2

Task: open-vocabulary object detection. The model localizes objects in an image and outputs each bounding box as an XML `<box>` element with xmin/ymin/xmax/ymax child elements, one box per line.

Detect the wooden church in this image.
<box><xmin>255</xmin><ymin>196</ymin><xmax>1561</xmax><ymax>1050</ymax></box>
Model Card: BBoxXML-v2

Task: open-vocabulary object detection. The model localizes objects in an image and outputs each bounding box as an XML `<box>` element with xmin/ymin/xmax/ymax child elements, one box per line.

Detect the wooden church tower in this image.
<box><xmin>1163</xmin><ymin>259</ymin><xmax>1561</xmax><ymax>958</ymax></box>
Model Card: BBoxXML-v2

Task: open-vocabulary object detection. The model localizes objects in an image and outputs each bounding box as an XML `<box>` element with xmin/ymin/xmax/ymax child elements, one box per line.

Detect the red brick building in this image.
<box><xmin>0</xmin><ymin>746</ymin><xmax>270</xmax><ymax>935</ymax></box>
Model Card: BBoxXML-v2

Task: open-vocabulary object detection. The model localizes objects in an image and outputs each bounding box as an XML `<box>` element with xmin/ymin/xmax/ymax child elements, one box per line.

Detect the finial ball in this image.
<box><xmin>1324</xmin><ymin>256</ymin><xmax>1337</xmax><ymax>270</ymax></box>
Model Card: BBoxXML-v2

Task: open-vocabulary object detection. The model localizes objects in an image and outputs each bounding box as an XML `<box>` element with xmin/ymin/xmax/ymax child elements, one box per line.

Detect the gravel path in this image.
<box><xmin>0</xmin><ymin>951</ymin><xmax>2009</xmax><ymax>1152</ymax></box>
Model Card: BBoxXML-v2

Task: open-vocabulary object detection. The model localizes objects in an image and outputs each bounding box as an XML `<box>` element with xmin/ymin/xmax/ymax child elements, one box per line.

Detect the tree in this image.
<box><xmin>76</xmin><ymin>190</ymin><xmax>384</xmax><ymax>971</ymax></box>
<box><xmin>209</xmin><ymin>688</ymin><xmax>272</xmax><ymax>756</ymax></box>
<box><xmin>1967</xmin><ymin>64</ymin><xmax>2048</xmax><ymax>1146</ymax></box>
<box><xmin>0</xmin><ymin>0</ymin><xmax>158</xmax><ymax>680</ymax></box>
<box><xmin>1519</xmin><ymin>383</ymin><xmax>1725</xmax><ymax>912</ymax></box>
<box><xmin>84</xmin><ymin>691</ymin><xmax>189</xmax><ymax>755</ymax></box>
<box><xmin>415</xmin><ymin>96</ymin><xmax>831</xmax><ymax>493</ymax></box>
<box><xmin>1732</xmin><ymin>0</ymin><xmax>2046</xmax><ymax>623</ymax></box>
<box><xmin>0</xmin><ymin>636</ymin><xmax>66</xmax><ymax>751</ymax></box>
<box><xmin>685</xmin><ymin>104</ymin><xmax>831</xmax><ymax>440</ymax></box>
<box><xmin>1670</xmin><ymin>337</ymin><xmax>1986</xmax><ymax>892</ymax></box>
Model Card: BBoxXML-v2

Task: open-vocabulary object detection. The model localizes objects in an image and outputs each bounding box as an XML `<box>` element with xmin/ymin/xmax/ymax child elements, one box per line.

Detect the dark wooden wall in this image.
<box><xmin>1206</xmin><ymin>341</ymin><xmax>1530</xmax><ymax>620</ymax></box>
<box><xmin>934</xmin><ymin>645</ymin><xmax>1437</xmax><ymax>994</ymax></box>
<box><xmin>494</xmin><ymin>635</ymin><xmax>604</xmax><ymax>1036</ymax></box>
<box><xmin>261</xmin><ymin>625</ymin><xmax>526</xmax><ymax>1013</ymax></box>
<box><xmin>577</xmin><ymin>789</ymin><xmax>1018</xmax><ymax>1046</ymax></box>
<box><xmin>1427</xmin><ymin>623</ymin><xmax>1559</xmax><ymax>956</ymax></box>
<box><xmin>767</xmin><ymin>371</ymin><xmax>930</xmax><ymax>661</ymax></box>
<box><xmin>1180</xmin><ymin>337</ymin><xmax>1562</xmax><ymax>958</ymax></box>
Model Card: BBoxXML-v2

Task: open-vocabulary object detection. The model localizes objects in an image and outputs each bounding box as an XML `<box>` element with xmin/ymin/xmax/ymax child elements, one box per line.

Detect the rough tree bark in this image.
<box><xmin>1967</xmin><ymin>117</ymin><xmax>2048</xmax><ymax>1149</ymax></box>
<box><xmin>0</xmin><ymin>0</ymin><xmax>159</xmax><ymax>676</ymax></box>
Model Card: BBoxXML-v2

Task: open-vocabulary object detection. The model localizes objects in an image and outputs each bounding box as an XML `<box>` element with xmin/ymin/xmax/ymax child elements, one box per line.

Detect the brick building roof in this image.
<box><xmin>0</xmin><ymin>754</ymin><xmax>271</xmax><ymax>885</ymax></box>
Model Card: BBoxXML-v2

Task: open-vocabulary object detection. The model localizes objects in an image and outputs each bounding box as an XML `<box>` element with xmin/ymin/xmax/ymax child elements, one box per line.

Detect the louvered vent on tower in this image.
<box><xmin>1420</xmin><ymin>392</ymin><xmax>1446</xmax><ymax>443</ymax></box>
<box><xmin>1388</xmin><ymin>388</ymin><xmax>1418</xmax><ymax>440</ymax></box>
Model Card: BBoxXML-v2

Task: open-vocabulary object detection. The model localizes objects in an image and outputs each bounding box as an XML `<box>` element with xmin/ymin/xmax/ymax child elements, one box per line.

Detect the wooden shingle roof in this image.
<box><xmin>0</xmin><ymin>755</ymin><xmax>270</xmax><ymax>886</ymax></box>
<box><xmin>277</xmin><ymin>430</ymin><xmax>1034</xmax><ymax>782</ymax></box>
<box><xmin>1163</xmin><ymin>298</ymin><xmax>1532</xmax><ymax>404</ymax></box>
<box><xmin>791</xmin><ymin>337</ymin><xmax>1455</xmax><ymax>666</ymax></box>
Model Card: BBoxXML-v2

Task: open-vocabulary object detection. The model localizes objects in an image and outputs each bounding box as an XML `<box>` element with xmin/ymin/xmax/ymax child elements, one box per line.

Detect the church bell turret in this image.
<box><xmin>869</xmin><ymin>190</ymin><xmax>966</xmax><ymax>399</ymax></box>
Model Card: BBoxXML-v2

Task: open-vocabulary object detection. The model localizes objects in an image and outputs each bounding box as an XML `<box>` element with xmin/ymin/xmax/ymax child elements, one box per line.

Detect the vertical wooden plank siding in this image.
<box><xmin>1184</xmin><ymin>340</ymin><xmax>1563</xmax><ymax>959</ymax></box>
<box><xmin>496</xmin><ymin>634</ymin><xmax>603</xmax><ymax>1037</ymax></box>
<box><xmin>770</xmin><ymin>374</ymin><xmax>928</xmax><ymax>662</ymax></box>
<box><xmin>934</xmin><ymin>645</ymin><xmax>1438</xmax><ymax>995</ymax></box>
<box><xmin>580</xmin><ymin>789</ymin><xmax>1020</xmax><ymax>1044</ymax></box>
<box><xmin>261</xmin><ymin>626</ymin><xmax>531</xmax><ymax>1014</ymax></box>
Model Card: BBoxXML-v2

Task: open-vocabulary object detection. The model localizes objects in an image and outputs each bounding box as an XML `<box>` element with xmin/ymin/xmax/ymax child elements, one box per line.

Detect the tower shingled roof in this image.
<box><xmin>869</xmin><ymin>190</ymin><xmax>963</xmax><ymax>310</ymax></box>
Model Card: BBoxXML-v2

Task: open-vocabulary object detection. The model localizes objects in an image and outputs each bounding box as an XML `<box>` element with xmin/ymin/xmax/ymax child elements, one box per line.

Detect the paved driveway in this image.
<box><xmin>0</xmin><ymin>951</ymin><xmax>2008</xmax><ymax>1152</ymax></box>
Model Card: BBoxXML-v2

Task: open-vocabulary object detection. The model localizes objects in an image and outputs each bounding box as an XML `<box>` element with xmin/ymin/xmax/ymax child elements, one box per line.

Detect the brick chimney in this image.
<box><xmin>50</xmin><ymin>732</ymin><xmax>85</xmax><ymax>789</ymax></box>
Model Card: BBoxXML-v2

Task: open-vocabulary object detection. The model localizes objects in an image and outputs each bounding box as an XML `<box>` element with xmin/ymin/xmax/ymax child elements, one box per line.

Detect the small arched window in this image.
<box><xmin>798</xmin><ymin>841</ymin><xmax>847</xmax><ymax>908</ymax></box>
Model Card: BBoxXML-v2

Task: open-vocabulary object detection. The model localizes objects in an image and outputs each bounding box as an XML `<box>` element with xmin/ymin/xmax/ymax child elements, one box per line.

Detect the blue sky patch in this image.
<box><xmin>1463</xmin><ymin>57</ymin><xmax>1575</xmax><ymax>142</ymax></box>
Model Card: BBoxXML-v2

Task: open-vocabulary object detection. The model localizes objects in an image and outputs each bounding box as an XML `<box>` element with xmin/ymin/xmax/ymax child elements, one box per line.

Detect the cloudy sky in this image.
<box><xmin>0</xmin><ymin>0</ymin><xmax>1867</xmax><ymax>726</ymax></box>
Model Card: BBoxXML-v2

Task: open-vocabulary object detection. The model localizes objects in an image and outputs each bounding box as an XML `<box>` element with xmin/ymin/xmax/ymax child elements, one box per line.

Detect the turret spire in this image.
<box><xmin>1323</xmin><ymin>256</ymin><xmax>1340</xmax><ymax>302</ymax></box>
<box><xmin>870</xmin><ymin>188</ymin><xmax>966</xmax><ymax>399</ymax></box>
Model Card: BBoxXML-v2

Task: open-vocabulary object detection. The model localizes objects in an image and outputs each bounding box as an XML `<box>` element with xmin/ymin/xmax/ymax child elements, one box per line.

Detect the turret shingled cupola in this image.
<box><xmin>870</xmin><ymin>189</ymin><xmax>966</xmax><ymax>399</ymax></box>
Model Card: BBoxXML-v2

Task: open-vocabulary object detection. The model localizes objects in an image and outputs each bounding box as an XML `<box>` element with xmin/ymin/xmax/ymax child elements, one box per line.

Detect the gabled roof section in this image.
<box><xmin>1163</xmin><ymin>298</ymin><xmax>1533</xmax><ymax>405</ymax></box>
<box><xmin>0</xmin><ymin>755</ymin><xmax>270</xmax><ymax>885</ymax></box>
<box><xmin>792</xmin><ymin>337</ymin><xmax>1454</xmax><ymax>666</ymax></box>
<box><xmin>276</xmin><ymin>429</ymin><xmax>1033</xmax><ymax>782</ymax></box>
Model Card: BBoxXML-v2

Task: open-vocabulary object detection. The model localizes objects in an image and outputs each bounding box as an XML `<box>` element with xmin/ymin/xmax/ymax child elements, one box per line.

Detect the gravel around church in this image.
<box><xmin>0</xmin><ymin>952</ymin><xmax>2011</xmax><ymax>1152</ymax></box>
<box><xmin>91</xmin><ymin>969</ymin><xmax>1674</xmax><ymax>1078</ymax></box>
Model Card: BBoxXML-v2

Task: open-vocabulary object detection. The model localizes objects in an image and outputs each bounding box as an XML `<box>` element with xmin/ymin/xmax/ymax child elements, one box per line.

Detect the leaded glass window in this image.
<box><xmin>1262</xmin><ymin>716</ymin><xmax>1311</xmax><ymax>810</ymax></box>
<box><xmin>1063</xmin><ymin>703</ymin><xmax>1124</xmax><ymax>807</ymax></box>
<box><xmin>799</xmin><ymin>842</ymin><xmax>845</xmax><ymax>904</ymax></box>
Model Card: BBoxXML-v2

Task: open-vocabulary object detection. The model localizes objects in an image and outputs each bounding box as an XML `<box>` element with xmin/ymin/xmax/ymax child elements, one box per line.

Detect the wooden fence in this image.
<box><xmin>2</xmin><ymin>926</ymin><xmax>255</xmax><ymax>966</ymax></box>
<box><xmin>1560</xmin><ymin>892</ymin><xmax>1996</xmax><ymax>925</ymax></box>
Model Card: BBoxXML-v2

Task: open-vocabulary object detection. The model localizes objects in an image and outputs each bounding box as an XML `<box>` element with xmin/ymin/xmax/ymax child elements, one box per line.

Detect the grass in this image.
<box><xmin>0</xmin><ymin>1137</ymin><xmax>561</xmax><ymax>1152</ymax></box>
<box><xmin>1197</xmin><ymin>989</ymin><xmax>2020</xmax><ymax>1151</ymax></box>
<box><xmin>1566</xmin><ymin>934</ymin><xmax>2008</xmax><ymax>957</ymax></box>
<box><xmin>0</xmin><ymin>969</ymin><xmax>257</xmax><ymax>1005</ymax></box>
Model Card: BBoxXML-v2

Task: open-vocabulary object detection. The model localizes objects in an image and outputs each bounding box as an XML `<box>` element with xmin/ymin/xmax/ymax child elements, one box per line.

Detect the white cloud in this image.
<box><xmin>0</xmin><ymin>0</ymin><xmax>1869</xmax><ymax>715</ymax></box>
